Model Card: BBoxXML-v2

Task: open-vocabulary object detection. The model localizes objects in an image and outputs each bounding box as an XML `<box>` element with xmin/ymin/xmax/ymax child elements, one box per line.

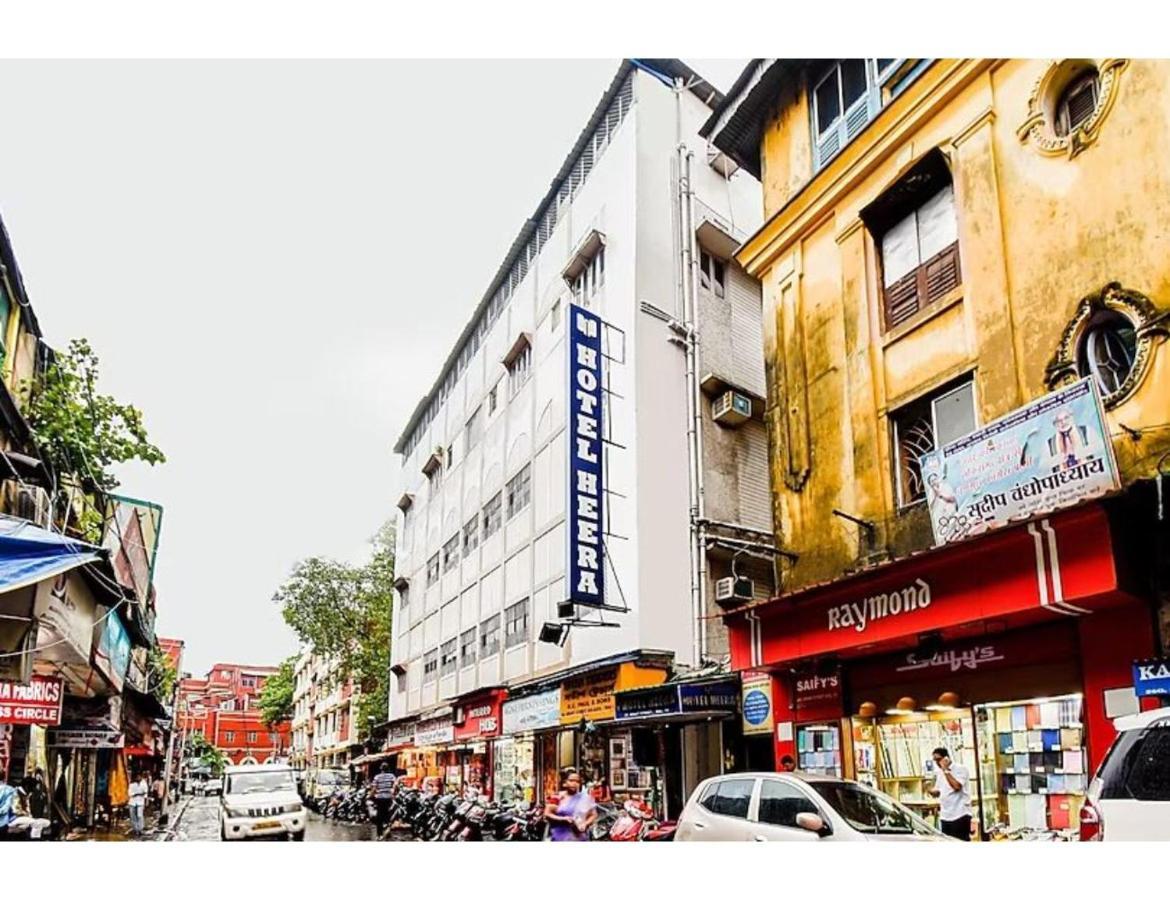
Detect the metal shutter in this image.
<box><xmin>727</xmin><ymin>266</ymin><xmax>766</xmax><ymax>398</ymax></box>
<box><xmin>736</xmin><ymin>421</ymin><xmax>773</xmax><ymax>533</ymax></box>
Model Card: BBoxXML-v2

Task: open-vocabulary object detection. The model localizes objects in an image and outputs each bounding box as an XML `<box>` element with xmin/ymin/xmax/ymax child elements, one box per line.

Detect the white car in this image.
<box><xmin>220</xmin><ymin>764</ymin><xmax>306</xmax><ymax>841</ymax></box>
<box><xmin>1081</xmin><ymin>706</ymin><xmax>1170</xmax><ymax>841</ymax></box>
<box><xmin>674</xmin><ymin>772</ymin><xmax>947</xmax><ymax>842</ymax></box>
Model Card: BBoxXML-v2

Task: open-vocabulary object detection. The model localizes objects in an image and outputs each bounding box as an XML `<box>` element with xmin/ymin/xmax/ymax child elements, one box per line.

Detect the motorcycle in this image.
<box><xmin>497</xmin><ymin>802</ymin><xmax>547</xmax><ymax>842</ymax></box>
<box><xmin>596</xmin><ymin>798</ymin><xmax>677</xmax><ymax>842</ymax></box>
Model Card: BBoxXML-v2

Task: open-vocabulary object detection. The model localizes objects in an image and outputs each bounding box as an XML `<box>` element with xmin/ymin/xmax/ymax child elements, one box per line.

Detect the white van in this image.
<box><xmin>1082</xmin><ymin>706</ymin><xmax>1170</xmax><ymax>840</ymax></box>
<box><xmin>303</xmin><ymin>767</ymin><xmax>347</xmax><ymax>811</ymax></box>
<box><xmin>220</xmin><ymin>764</ymin><xmax>306</xmax><ymax>841</ymax></box>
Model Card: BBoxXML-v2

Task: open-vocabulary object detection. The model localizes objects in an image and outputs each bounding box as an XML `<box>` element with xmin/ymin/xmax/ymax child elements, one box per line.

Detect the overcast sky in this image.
<box><xmin>0</xmin><ymin>59</ymin><xmax>747</xmax><ymax>676</ymax></box>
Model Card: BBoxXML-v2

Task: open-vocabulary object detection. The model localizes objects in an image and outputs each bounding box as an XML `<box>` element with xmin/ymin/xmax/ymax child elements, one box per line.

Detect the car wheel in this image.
<box><xmin>290</xmin><ymin>831</ymin><xmax>305</xmax><ymax>842</ymax></box>
<box><xmin>220</xmin><ymin>822</ymin><xmax>227</xmax><ymax>841</ymax></box>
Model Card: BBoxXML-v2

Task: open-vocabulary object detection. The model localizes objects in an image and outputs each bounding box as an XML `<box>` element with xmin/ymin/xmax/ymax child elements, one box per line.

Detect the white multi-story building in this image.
<box><xmin>290</xmin><ymin>650</ymin><xmax>361</xmax><ymax>770</ymax></box>
<box><xmin>389</xmin><ymin>59</ymin><xmax>772</xmax><ymax>808</ymax></box>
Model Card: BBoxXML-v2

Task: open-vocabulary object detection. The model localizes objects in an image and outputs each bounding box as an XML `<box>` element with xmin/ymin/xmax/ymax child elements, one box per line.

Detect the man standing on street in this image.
<box><xmin>371</xmin><ymin>762</ymin><xmax>396</xmax><ymax>837</ymax></box>
<box><xmin>927</xmin><ymin>746</ymin><xmax>972</xmax><ymax>841</ymax></box>
<box><xmin>128</xmin><ymin>771</ymin><xmax>149</xmax><ymax>838</ymax></box>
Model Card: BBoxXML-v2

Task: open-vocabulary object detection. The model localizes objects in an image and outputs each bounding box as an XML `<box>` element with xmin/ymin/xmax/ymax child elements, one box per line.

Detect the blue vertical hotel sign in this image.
<box><xmin>567</xmin><ymin>303</ymin><xmax>605</xmax><ymax>607</ymax></box>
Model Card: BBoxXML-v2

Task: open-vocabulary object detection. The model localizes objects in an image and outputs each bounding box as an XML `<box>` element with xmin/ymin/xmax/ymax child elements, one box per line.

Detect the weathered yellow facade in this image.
<box><xmin>735</xmin><ymin>59</ymin><xmax>1170</xmax><ymax>592</ymax></box>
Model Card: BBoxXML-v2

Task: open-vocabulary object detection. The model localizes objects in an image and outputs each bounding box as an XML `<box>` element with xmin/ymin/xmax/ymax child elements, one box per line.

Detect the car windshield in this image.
<box><xmin>227</xmin><ymin>771</ymin><xmax>296</xmax><ymax>795</ymax></box>
<box><xmin>810</xmin><ymin>781</ymin><xmax>936</xmax><ymax>836</ymax></box>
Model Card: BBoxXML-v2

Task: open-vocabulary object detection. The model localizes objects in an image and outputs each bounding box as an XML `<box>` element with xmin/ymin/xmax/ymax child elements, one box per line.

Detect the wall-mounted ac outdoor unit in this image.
<box><xmin>712</xmin><ymin>391</ymin><xmax>752</xmax><ymax>427</ymax></box>
<box><xmin>715</xmin><ymin>576</ymin><xmax>754</xmax><ymax>604</ymax></box>
<box><xmin>3</xmin><ymin>481</ymin><xmax>51</xmax><ymax>528</ymax></box>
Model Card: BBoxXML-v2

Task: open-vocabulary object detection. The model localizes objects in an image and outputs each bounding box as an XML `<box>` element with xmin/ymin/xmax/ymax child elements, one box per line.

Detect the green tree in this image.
<box><xmin>147</xmin><ymin>642</ymin><xmax>178</xmax><ymax>703</ymax></box>
<box><xmin>274</xmin><ymin>522</ymin><xmax>394</xmax><ymax>739</ymax></box>
<box><xmin>26</xmin><ymin>338</ymin><xmax>165</xmax><ymax>537</ymax></box>
<box><xmin>258</xmin><ymin>655</ymin><xmax>297</xmax><ymax>730</ymax></box>
<box><xmin>187</xmin><ymin>733</ymin><xmax>228</xmax><ymax>776</ymax></box>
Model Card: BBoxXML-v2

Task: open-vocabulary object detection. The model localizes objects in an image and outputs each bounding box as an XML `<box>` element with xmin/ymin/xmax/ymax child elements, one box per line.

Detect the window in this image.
<box><xmin>891</xmin><ymin>378</ymin><xmax>976</xmax><ymax>506</ymax></box>
<box><xmin>1077</xmin><ymin>309</ymin><xmax>1137</xmax><ymax>399</ymax></box>
<box><xmin>811</xmin><ymin>59</ymin><xmax>905</xmax><ymax>171</ymax></box>
<box><xmin>465</xmin><ymin>406</ymin><xmax>484</xmax><ymax>453</ymax></box>
<box><xmin>504</xmin><ymin>598</ymin><xmax>530</xmax><ymax>649</ymax></box>
<box><xmin>572</xmin><ymin>246</ymin><xmax>605</xmax><ymax>305</ymax></box>
<box><xmin>1122</xmin><ymin>726</ymin><xmax>1170</xmax><ymax>801</ymax></box>
<box><xmin>398</xmin><ymin>584</ymin><xmax>410</xmax><ymax>609</ymax></box>
<box><xmin>426</xmin><ymin>553</ymin><xmax>441</xmax><ymax>587</ymax></box>
<box><xmin>810</xmin><ymin>782</ymin><xmax>935</xmax><ymax>835</ymax></box>
<box><xmin>479</xmin><ymin>615</ymin><xmax>501</xmax><ymax>658</ymax></box>
<box><xmin>442</xmin><ymin>534</ymin><xmax>460</xmax><ymax>573</ymax></box>
<box><xmin>487</xmin><ymin>383</ymin><xmax>499</xmax><ymax>416</ymax></box>
<box><xmin>460</xmin><ymin>627</ymin><xmax>477</xmax><ymax>668</ymax></box>
<box><xmin>698</xmin><ymin>250</ymin><xmax>726</xmax><ymax>299</ymax></box>
<box><xmin>241</xmin><ymin>675</ymin><xmax>257</xmax><ymax>688</ymax></box>
<box><xmin>1055</xmin><ymin>69</ymin><xmax>1100</xmax><ymax>137</ymax></box>
<box><xmin>422</xmin><ymin>650</ymin><xmax>438</xmax><ymax>684</ymax></box>
<box><xmin>223</xmin><ymin>731</ymin><xmax>235</xmax><ymax>743</ymax></box>
<box><xmin>757</xmin><ymin>779</ymin><xmax>819</xmax><ymax>828</ymax></box>
<box><xmin>700</xmin><ymin>778</ymin><xmax>754</xmax><ymax>818</ymax></box>
<box><xmin>482</xmin><ymin>493</ymin><xmax>503</xmax><ymax>539</ymax></box>
<box><xmin>247</xmin><ymin>732</ymin><xmax>258</xmax><ymax>744</ymax></box>
<box><xmin>440</xmin><ymin>639</ymin><xmax>458</xmax><ymax>677</ymax></box>
<box><xmin>507</xmin><ymin>342</ymin><xmax>532</xmax><ymax>398</ymax></box>
<box><xmin>462</xmin><ymin>515</ymin><xmax>480</xmax><ymax>555</ymax></box>
<box><xmin>396</xmin><ymin>671</ymin><xmax>406</xmax><ymax>694</ymax></box>
<box><xmin>446</xmin><ymin>442</ymin><xmax>456</xmax><ymax>469</ymax></box>
<box><xmin>506</xmin><ymin>465</ymin><xmax>531</xmax><ymax>520</ymax></box>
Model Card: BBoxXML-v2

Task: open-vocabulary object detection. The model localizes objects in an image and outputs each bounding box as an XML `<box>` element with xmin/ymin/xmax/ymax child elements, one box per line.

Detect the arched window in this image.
<box><xmin>1077</xmin><ymin>309</ymin><xmax>1136</xmax><ymax>398</ymax></box>
<box><xmin>1054</xmin><ymin>69</ymin><xmax>1100</xmax><ymax>137</ymax></box>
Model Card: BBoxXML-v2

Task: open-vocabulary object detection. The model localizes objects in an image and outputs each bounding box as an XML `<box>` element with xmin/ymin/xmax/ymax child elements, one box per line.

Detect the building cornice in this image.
<box><xmin>737</xmin><ymin>59</ymin><xmax>994</xmax><ymax>278</ymax></box>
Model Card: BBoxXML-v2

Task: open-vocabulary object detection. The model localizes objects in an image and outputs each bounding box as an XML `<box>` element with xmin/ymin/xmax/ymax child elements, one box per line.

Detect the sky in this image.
<box><xmin>0</xmin><ymin>59</ymin><xmax>749</xmax><ymax>677</ymax></box>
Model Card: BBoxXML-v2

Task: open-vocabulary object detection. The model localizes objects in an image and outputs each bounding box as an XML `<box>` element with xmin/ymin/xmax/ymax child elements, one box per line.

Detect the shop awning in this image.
<box><xmin>0</xmin><ymin>516</ymin><xmax>103</xmax><ymax>595</ymax></box>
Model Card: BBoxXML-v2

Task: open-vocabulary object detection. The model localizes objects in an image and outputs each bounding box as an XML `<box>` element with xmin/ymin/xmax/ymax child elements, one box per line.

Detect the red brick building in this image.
<box><xmin>178</xmin><ymin>662</ymin><xmax>290</xmax><ymax>765</ymax></box>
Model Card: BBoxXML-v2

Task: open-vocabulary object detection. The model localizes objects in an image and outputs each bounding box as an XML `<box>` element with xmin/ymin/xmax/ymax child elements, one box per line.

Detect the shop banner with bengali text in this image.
<box><xmin>561</xmin><ymin>668</ymin><xmax>618</xmax><ymax>724</ymax></box>
<box><xmin>920</xmin><ymin>378</ymin><xmax>1119</xmax><ymax>546</ymax></box>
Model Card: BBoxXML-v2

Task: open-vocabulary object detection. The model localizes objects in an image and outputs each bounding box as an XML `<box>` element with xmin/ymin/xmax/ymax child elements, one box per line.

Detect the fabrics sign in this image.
<box><xmin>566</xmin><ymin>303</ymin><xmax>606</xmax><ymax>608</ymax></box>
<box><xmin>920</xmin><ymin>378</ymin><xmax>1119</xmax><ymax>546</ymax></box>
<box><xmin>0</xmin><ymin>675</ymin><xmax>65</xmax><ymax>726</ymax></box>
<box><xmin>501</xmin><ymin>688</ymin><xmax>562</xmax><ymax>735</ymax></box>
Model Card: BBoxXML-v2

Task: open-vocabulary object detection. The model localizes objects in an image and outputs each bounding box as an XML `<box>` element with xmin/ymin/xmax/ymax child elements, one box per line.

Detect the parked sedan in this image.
<box><xmin>674</xmin><ymin>772</ymin><xmax>947</xmax><ymax>842</ymax></box>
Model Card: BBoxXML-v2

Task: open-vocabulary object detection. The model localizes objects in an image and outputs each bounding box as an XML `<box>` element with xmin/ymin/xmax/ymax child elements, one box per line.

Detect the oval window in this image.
<box><xmin>1054</xmin><ymin>68</ymin><xmax>1100</xmax><ymax>137</ymax></box>
<box><xmin>1076</xmin><ymin>310</ymin><xmax>1137</xmax><ymax>399</ymax></box>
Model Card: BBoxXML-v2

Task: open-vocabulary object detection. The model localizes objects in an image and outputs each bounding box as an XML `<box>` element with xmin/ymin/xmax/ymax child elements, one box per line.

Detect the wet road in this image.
<box><xmin>172</xmin><ymin>795</ymin><xmax>395</xmax><ymax>842</ymax></box>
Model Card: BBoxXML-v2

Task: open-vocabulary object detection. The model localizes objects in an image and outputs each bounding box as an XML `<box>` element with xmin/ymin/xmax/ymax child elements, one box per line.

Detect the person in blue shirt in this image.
<box><xmin>0</xmin><ymin>772</ymin><xmax>50</xmax><ymax>839</ymax></box>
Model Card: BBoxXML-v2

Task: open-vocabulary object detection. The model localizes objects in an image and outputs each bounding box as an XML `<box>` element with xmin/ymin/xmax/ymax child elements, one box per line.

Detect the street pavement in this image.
<box><xmin>170</xmin><ymin>794</ymin><xmax>400</xmax><ymax>841</ymax></box>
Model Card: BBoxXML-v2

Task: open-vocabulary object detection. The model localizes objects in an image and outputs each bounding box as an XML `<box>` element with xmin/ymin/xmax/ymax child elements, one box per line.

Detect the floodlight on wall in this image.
<box><xmin>539</xmin><ymin>622</ymin><xmax>568</xmax><ymax>646</ymax></box>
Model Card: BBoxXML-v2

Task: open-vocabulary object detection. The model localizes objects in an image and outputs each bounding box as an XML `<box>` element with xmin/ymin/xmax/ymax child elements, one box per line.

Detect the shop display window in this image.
<box><xmin>494</xmin><ymin>737</ymin><xmax>535</xmax><ymax>806</ymax></box>
<box><xmin>796</xmin><ymin>723</ymin><xmax>842</xmax><ymax>776</ymax></box>
<box><xmin>975</xmin><ymin>693</ymin><xmax>1085</xmax><ymax>838</ymax></box>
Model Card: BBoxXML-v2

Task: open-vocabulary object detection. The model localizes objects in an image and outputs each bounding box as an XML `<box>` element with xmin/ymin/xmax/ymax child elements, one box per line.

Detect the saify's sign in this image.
<box><xmin>566</xmin><ymin>303</ymin><xmax>606</xmax><ymax>608</ymax></box>
<box><xmin>0</xmin><ymin>675</ymin><xmax>64</xmax><ymax>726</ymax></box>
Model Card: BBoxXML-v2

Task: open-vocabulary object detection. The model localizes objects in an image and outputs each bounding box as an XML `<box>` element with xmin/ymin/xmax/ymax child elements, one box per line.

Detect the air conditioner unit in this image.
<box><xmin>10</xmin><ymin>483</ymin><xmax>51</xmax><ymax>528</ymax></box>
<box><xmin>711</xmin><ymin>391</ymin><xmax>752</xmax><ymax>427</ymax></box>
<box><xmin>715</xmin><ymin>576</ymin><xmax>754</xmax><ymax>604</ymax></box>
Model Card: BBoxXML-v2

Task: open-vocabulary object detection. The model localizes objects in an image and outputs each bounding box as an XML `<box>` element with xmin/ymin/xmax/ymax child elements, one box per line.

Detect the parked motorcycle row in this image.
<box><xmin>307</xmin><ymin>782</ymin><xmax>677</xmax><ymax>841</ymax></box>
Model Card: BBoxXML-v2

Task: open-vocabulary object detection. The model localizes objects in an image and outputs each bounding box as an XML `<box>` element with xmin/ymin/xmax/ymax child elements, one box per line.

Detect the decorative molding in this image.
<box><xmin>1045</xmin><ymin>282</ymin><xmax>1169</xmax><ymax>408</ymax></box>
<box><xmin>952</xmin><ymin>107</ymin><xmax>996</xmax><ymax>147</ymax></box>
<box><xmin>1017</xmin><ymin>59</ymin><xmax>1128</xmax><ymax>159</ymax></box>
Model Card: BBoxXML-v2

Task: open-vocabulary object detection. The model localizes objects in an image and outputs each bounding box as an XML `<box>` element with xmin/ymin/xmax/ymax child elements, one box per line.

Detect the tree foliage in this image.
<box><xmin>187</xmin><ymin>733</ymin><xmax>228</xmax><ymax>776</ymax></box>
<box><xmin>147</xmin><ymin>642</ymin><xmax>178</xmax><ymax>703</ymax></box>
<box><xmin>258</xmin><ymin>655</ymin><xmax>297</xmax><ymax>729</ymax></box>
<box><xmin>274</xmin><ymin>521</ymin><xmax>394</xmax><ymax>739</ymax></box>
<box><xmin>26</xmin><ymin>337</ymin><xmax>166</xmax><ymax>493</ymax></box>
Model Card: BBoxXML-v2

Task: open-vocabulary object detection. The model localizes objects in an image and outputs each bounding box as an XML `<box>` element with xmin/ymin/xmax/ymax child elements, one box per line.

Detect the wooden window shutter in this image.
<box><xmin>923</xmin><ymin>243</ymin><xmax>961</xmax><ymax>304</ymax></box>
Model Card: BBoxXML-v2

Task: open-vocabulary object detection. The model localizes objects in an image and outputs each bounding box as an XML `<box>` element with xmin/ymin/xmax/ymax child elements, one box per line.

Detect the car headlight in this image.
<box><xmin>284</xmin><ymin>802</ymin><xmax>304</xmax><ymax>814</ymax></box>
<box><xmin>223</xmin><ymin>803</ymin><xmax>248</xmax><ymax>818</ymax></box>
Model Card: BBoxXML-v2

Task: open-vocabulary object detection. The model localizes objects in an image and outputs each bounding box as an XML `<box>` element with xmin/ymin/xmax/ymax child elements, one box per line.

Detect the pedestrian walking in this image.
<box><xmin>927</xmin><ymin>746</ymin><xmax>972</xmax><ymax>841</ymax></box>
<box><xmin>544</xmin><ymin>767</ymin><xmax>597</xmax><ymax>842</ymax></box>
<box><xmin>152</xmin><ymin>772</ymin><xmax>166</xmax><ymax>815</ymax></box>
<box><xmin>128</xmin><ymin>771</ymin><xmax>150</xmax><ymax>837</ymax></box>
<box><xmin>371</xmin><ymin>762</ymin><xmax>397</xmax><ymax>837</ymax></box>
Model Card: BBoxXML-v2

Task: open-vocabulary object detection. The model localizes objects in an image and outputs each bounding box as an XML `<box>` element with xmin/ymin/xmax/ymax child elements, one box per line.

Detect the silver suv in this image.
<box><xmin>1082</xmin><ymin>707</ymin><xmax>1170</xmax><ymax>841</ymax></box>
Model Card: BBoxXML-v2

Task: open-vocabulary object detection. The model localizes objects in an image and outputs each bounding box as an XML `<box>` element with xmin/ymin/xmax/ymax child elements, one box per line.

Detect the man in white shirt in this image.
<box><xmin>128</xmin><ymin>773</ymin><xmax>149</xmax><ymax>837</ymax></box>
<box><xmin>927</xmin><ymin>746</ymin><xmax>972</xmax><ymax>841</ymax></box>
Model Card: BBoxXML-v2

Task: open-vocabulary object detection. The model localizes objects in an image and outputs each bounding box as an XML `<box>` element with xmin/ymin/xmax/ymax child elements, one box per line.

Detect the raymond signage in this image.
<box><xmin>561</xmin><ymin>668</ymin><xmax>617</xmax><ymax>724</ymax></box>
<box><xmin>0</xmin><ymin>675</ymin><xmax>65</xmax><ymax>726</ymax></box>
<box><xmin>414</xmin><ymin>716</ymin><xmax>454</xmax><ymax>747</ymax></box>
<box><xmin>501</xmin><ymin>688</ymin><xmax>561</xmax><ymax>735</ymax></box>
<box><xmin>920</xmin><ymin>378</ymin><xmax>1119</xmax><ymax>546</ymax></box>
<box><xmin>741</xmin><ymin>673</ymin><xmax>774</xmax><ymax>735</ymax></box>
<box><xmin>1133</xmin><ymin>658</ymin><xmax>1170</xmax><ymax>697</ymax></box>
<box><xmin>827</xmin><ymin>579</ymin><xmax>931</xmax><ymax>633</ymax></box>
<box><xmin>566</xmin><ymin>303</ymin><xmax>606</xmax><ymax>608</ymax></box>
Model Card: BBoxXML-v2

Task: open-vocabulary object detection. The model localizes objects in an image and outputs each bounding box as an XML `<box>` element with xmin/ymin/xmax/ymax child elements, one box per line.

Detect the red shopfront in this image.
<box><xmin>728</xmin><ymin>503</ymin><xmax>1159</xmax><ymax>838</ymax></box>
<box><xmin>452</xmin><ymin>689</ymin><xmax>506</xmax><ymax>796</ymax></box>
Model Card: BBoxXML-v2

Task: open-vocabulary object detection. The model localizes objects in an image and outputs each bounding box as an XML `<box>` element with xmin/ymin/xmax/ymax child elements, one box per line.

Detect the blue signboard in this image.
<box><xmin>743</xmin><ymin>689</ymin><xmax>771</xmax><ymax>727</ymax></box>
<box><xmin>1133</xmin><ymin>658</ymin><xmax>1170</xmax><ymax>697</ymax></box>
<box><xmin>679</xmin><ymin>680</ymin><xmax>739</xmax><ymax>714</ymax></box>
<box><xmin>94</xmin><ymin>608</ymin><xmax>132</xmax><ymax>690</ymax></box>
<box><xmin>567</xmin><ymin>303</ymin><xmax>605</xmax><ymax>608</ymax></box>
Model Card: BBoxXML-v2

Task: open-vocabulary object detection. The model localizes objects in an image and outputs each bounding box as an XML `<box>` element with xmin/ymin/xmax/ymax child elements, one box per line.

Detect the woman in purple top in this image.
<box><xmin>544</xmin><ymin>768</ymin><xmax>597</xmax><ymax>842</ymax></box>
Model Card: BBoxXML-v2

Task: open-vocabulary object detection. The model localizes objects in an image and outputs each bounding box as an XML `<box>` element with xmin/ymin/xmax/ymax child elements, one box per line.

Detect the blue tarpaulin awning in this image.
<box><xmin>0</xmin><ymin>515</ymin><xmax>103</xmax><ymax>595</ymax></box>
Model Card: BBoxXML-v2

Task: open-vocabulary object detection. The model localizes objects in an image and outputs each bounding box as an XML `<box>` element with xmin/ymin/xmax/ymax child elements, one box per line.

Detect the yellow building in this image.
<box><xmin>705</xmin><ymin>60</ymin><xmax>1170</xmax><ymax>837</ymax></box>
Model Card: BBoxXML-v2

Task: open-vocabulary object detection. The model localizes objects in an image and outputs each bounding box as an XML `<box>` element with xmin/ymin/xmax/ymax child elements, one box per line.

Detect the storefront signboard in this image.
<box><xmin>414</xmin><ymin>716</ymin><xmax>455</xmax><ymax>747</ymax></box>
<box><xmin>919</xmin><ymin>378</ymin><xmax>1119</xmax><ymax>546</ymax></box>
<box><xmin>566</xmin><ymin>302</ymin><xmax>606</xmax><ymax>608</ymax></box>
<box><xmin>614</xmin><ymin>684</ymin><xmax>680</xmax><ymax>721</ymax></box>
<box><xmin>0</xmin><ymin>675</ymin><xmax>65</xmax><ymax>726</ymax></box>
<box><xmin>678</xmin><ymin>680</ymin><xmax>739</xmax><ymax>714</ymax></box>
<box><xmin>49</xmin><ymin>726</ymin><xmax>124</xmax><ymax>748</ymax></box>
<box><xmin>793</xmin><ymin>672</ymin><xmax>842</xmax><ymax>709</ymax></box>
<box><xmin>92</xmin><ymin>607</ymin><xmax>132</xmax><ymax>693</ymax></box>
<box><xmin>386</xmin><ymin>718</ymin><xmax>416</xmax><ymax>748</ymax></box>
<box><xmin>741</xmin><ymin>673</ymin><xmax>773</xmax><ymax>735</ymax></box>
<box><xmin>1133</xmin><ymin>658</ymin><xmax>1170</xmax><ymax>697</ymax></box>
<box><xmin>561</xmin><ymin>668</ymin><xmax>618</xmax><ymax>724</ymax></box>
<box><xmin>502</xmin><ymin>688</ymin><xmax>562</xmax><ymax>735</ymax></box>
<box><xmin>455</xmin><ymin>694</ymin><xmax>504</xmax><ymax>740</ymax></box>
